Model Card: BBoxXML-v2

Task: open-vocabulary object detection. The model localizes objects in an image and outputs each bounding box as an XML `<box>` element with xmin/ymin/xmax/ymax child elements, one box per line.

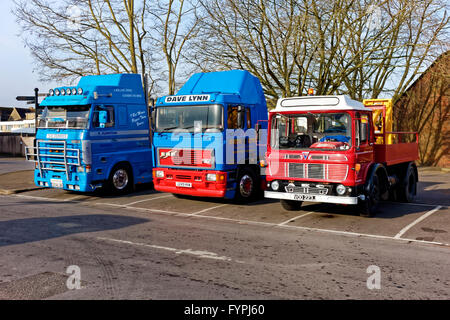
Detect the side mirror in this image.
<box><xmin>99</xmin><ymin>110</ymin><xmax>108</xmax><ymax>128</ymax></box>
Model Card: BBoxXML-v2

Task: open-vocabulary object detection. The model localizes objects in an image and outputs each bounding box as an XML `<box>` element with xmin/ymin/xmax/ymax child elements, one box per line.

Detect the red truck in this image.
<box><xmin>263</xmin><ymin>96</ymin><xmax>419</xmax><ymax>217</ymax></box>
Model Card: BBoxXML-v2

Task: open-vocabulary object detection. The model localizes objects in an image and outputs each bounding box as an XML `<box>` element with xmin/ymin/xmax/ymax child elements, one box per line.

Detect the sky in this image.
<box><xmin>0</xmin><ymin>0</ymin><xmax>59</xmax><ymax>108</ymax></box>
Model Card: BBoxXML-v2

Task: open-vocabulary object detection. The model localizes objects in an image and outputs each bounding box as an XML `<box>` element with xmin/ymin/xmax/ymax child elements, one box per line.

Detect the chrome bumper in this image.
<box><xmin>264</xmin><ymin>191</ymin><xmax>358</xmax><ymax>205</ymax></box>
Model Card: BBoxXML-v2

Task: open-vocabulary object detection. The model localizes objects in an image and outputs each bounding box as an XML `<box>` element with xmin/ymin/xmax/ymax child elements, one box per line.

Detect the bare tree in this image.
<box><xmin>188</xmin><ymin>0</ymin><xmax>449</xmax><ymax>107</ymax></box>
<box><xmin>13</xmin><ymin>0</ymin><xmax>153</xmax><ymax>82</ymax></box>
<box><xmin>14</xmin><ymin>0</ymin><xmax>201</xmax><ymax>97</ymax></box>
<box><xmin>148</xmin><ymin>0</ymin><xmax>200</xmax><ymax>95</ymax></box>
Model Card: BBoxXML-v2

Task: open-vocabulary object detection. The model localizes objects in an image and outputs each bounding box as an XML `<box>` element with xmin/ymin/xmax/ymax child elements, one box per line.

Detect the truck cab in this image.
<box><xmin>152</xmin><ymin>70</ymin><xmax>268</xmax><ymax>201</ymax></box>
<box><xmin>264</xmin><ymin>95</ymin><xmax>419</xmax><ymax>216</ymax></box>
<box><xmin>26</xmin><ymin>74</ymin><xmax>153</xmax><ymax>193</ymax></box>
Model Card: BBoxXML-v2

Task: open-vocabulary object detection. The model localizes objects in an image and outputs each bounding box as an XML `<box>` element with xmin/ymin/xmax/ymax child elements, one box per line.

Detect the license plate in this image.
<box><xmin>176</xmin><ymin>181</ymin><xmax>192</xmax><ymax>188</ymax></box>
<box><xmin>293</xmin><ymin>194</ymin><xmax>316</xmax><ymax>201</ymax></box>
<box><xmin>50</xmin><ymin>179</ymin><xmax>63</xmax><ymax>188</ymax></box>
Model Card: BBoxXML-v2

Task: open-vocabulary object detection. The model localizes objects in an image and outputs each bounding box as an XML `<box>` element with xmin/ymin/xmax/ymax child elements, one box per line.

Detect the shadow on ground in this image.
<box><xmin>0</xmin><ymin>214</ymin><xmax>149</xmax><ymax>247</ymax></box>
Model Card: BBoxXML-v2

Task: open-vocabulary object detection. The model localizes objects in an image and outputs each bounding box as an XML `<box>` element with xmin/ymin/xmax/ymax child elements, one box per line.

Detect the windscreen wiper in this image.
<box><xmin>161</xmin><ymin>126</ymin><xmax>179</xmax><ymax>132</ymax></box>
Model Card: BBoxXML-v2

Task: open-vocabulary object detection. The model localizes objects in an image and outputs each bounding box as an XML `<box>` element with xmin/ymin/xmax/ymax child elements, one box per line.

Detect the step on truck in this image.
<box><xmin>263</xmin><ymin>95</ymin><xmax>419</xmax><ymax>216</ymax></box>
<box><xmin>26</xmin><ymin>74</ymin><xmax>154</xmax><ymax>194</ymax></box>
<box><xmin>152</xmin><ymin>70</ymin><xmax>268</xmax><ymax>201</ymax></box>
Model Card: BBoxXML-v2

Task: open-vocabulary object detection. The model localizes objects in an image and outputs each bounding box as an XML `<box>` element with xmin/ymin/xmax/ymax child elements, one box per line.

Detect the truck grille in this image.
<box><xmin>175</xmin><ymin>175</ymin><xmax>191</xmax><ymax>180</ymax></box>
<box><xmin>25</xmin><ymin>140</ymin><xmax>81</xmax><ymax>180</ymax></box>
<box><xmin>287</xmin><ymin>163</ymin><xmax>348</xmax><ymax>182</ymax></box>
<box><xmin>173</xmin><ymin>149</ymin><xmax>202</xmax><ymax>165</ymax></box>
<box><xmin>284</xmin><ymin>185</ymin><xmax>329</xmax><ymax>195</ymax></box>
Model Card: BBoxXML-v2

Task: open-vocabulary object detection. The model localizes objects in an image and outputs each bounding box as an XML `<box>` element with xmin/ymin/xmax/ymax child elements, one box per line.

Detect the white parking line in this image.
<box><xmin>10</xmin><ymin>193</ymin><xmax>450</xmax><ymax>247</ymax></box>
<box><xmin>394</xmin><ymin>205</ymin><xmax>443</xmax><ymax>239</ymax></box>
<box><xmin>97</xmin><ymin>237</ymin><xmax>241</xmax><ymax>263</ymax></box>
<box><xmin>385</xmin><ymin>201</ymin><xmax>447</xmax><ymax>208</ymax></box>
<box><xmin>189</xmin><ymin>204</ymin><xmax>229</xmax><ymax>216</ymax></box>
<box><xmin>124</xmin><ymin>194</ymin><xmax>173</xmax><ymax>206</ymax></box>
<box><xmin>95</xmin><ymin>202</ymin><xmax>181</xmax><ymax>214</ymax></box>
<box><xmin>278</xmin><ymin>211</ymin><xmax>315</xmax><ymax>226</ymax></box>
<box><xmin>14</xmin><ymin>194</ymin><xmax>66</xmax><ymax>202</ymax></box>
<box><xmin>64</xmin><ymin>195</ymin><xmax>87</xmax><ymax>202</ymax></box>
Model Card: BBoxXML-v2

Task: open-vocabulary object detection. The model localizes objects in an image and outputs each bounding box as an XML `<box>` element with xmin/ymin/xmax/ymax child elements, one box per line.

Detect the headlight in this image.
<box><xmin>155</xmin><ymin>170</ymin><xmax>164</xmax><ymax>178</ymax></box>
<box><xmin>54</xmin><ymin>89</ymin><xmax>60</xmax><ymax>96</ymax></box>
<box><xmin>336</xmin><ymin>184</ymin><xmax>346</xmax><ymax>195</ymax></box>
<box><xmin>49</xmin><ymin>89</ymin><xmax>54</xmax><ymax>96</ymax></box>
<box><xmin>66</xmin><ymin>88</ymin><xmax>72</xmax><ymax>95</ymax></box>
<box><xmin>61</xmin><ymin>89</ymin><xmax>66</xmax><ymax>96</ymax></box>
<box><xmin>77</xmin><ymin>88</ymin><xmax>83</xmax><ymax>95</ymax></box>
<box><xmin>71</xmin><ymin>88</ymin><xmax>77</xmax><ymax>95</ymax></box>
<box><xmin>271</xmin><ymin>180</ymin><xmax>280</xmax><ymax>191</ymax></box>
<box><xmin>206</xmin><ymin>173</ymin><xmax>217</xmax><ymax>181</ymax></box>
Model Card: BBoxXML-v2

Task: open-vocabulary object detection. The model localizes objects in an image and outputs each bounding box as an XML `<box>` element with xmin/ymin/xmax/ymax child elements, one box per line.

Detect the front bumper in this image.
<box><xmin>34</xmin><ymin>170</ymin><xmax>96</xmax><ymax>192</ymax></box>
<box><xmin>153</xmin><ymin>168</ymin><xmax>228</xmax><ymax>198</ymax></box>
<box><xmin>264</xmin><ymin>191</ymin><xmax>358</xmax><ymax>205</ymax></box>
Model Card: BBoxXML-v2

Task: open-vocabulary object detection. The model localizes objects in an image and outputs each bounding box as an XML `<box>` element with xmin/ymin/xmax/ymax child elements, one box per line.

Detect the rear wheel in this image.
<box><xmin>397</xmin><ymin>165</ymin><xmax>417</xmax><ymax>203</ymax></box>
<box><xmin>280</xmin><ymin>200</ymin><xmax>303</xmax><ymax>211</ymax></box>
<box><xmin>108</xmin><ymin>165</ymin><xmax>132</xmax><ymax>194</ymax></box>
<box><xmin>359</xmin><ymin>173</ymin><xmax>380</xmax><ymax>217</ymax></box>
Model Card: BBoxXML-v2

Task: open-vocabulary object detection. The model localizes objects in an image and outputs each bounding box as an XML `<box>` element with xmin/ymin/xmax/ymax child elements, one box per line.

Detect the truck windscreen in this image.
<box><xmin>156</xmin><ymin>104</ymin><xmax>223</xmax><ymax>132</ymax></box>
<box><xmin>271</xmin><ymin>112</ymin><xmax>352</xmax><ymax>150</ymax></box>
<box><xmin>37</xmin><ymin>105</ymin><xmax>91</xmax><ymax>129</ymax></box>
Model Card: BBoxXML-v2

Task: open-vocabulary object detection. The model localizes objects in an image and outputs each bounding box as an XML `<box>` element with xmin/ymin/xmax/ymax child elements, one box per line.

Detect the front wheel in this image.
<box><xmin>280</xmin><ymin>200</ymin><xmax>303</xmax><ymax>211</ymax></box>
<box><xmin>359</xmin><ymin>173</ymin><xmax>380</xmax><ymax>217</ymax></box>
<box><xmin>234</xmin><ymin>168</ymin><xmax>258</xmax><ymax>203</ymax></box>
<box><xmin>108</xmin><ymin>165</ymin><xmax>132</xmax><ymax>194</ymax></box>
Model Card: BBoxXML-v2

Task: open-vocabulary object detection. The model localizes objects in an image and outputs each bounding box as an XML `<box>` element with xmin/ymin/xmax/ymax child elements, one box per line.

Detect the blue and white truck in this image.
<box><xmin>152</xmin><ymin>70</ymin><xmax>268</xmax><ymax>201</ymax></box>
<box><xmin>26</xmin><ymin>73</ymin><xmax>154</xmax><ymax>193</ymax></box>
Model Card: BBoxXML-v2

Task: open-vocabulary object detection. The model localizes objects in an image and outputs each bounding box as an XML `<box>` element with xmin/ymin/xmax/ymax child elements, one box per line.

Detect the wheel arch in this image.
<box><xmin>108</xmin><ymin>161</ymin><xmax>134</xmax><ymax>185</ymax></box>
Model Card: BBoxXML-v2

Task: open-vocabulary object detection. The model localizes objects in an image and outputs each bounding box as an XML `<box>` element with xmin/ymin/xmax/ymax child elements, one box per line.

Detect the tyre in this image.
<box><xmin>234</xmin><ymin>168</ymin><xmax>258</xmax><ymax>203</ymax></box>
<box><xmin>280</xmin><ymin>200</ymin><xmax>303</xmax><ymax>211</ymax></box>
<box><xmin>397</xmin><ymin>165</ymin><xmax>417</xmax><ymax>203</ymax></box>
<box><xmin>359</xmin><ymin>173</ymin><xmax>381</xmax><ymax>217</ymax></box>
<box><xmin>108</xmin><ymin>164</ymin><xmax>132</xmax><ymax>194</ymax></box>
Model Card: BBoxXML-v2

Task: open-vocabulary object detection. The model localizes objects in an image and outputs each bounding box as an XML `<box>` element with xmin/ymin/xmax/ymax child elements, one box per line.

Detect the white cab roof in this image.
<box><xmin>272</xmin><ymin>95</ymin><xmax>371</xmax><ymax>112</ymax></box>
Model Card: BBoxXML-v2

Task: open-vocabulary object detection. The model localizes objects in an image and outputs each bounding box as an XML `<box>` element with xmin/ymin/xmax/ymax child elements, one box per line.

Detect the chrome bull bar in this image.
<box><xmin>25</xmin><ymin>140</ymin><xmax>81</xmax><ymax>180</ymax></box>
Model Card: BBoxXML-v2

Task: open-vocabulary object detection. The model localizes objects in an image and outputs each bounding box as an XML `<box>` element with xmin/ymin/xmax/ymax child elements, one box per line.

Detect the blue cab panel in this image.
<box><xmin>28</xmin><ymin>74</ymin><xmax>154</xmax><ymax>192</ymax></box>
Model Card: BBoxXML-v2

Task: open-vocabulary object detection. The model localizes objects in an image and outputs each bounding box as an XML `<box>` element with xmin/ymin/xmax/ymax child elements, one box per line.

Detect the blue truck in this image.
<box><xmin>152</xmin><ymin>70</ymin><xmax>268</xmax><ymax>201</ymax></box>
<box><xmin>26</xmin><ymin>73</ymin><xmax>154</xmax><ymax>193</ymax></box>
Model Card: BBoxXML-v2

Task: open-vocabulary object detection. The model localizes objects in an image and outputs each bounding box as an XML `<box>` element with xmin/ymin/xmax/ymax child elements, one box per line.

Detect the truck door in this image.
<box><xmin>91</xmin><ymin>104</ymin><xmax>117</xmax><ymax>178</ymax></box>
<box><xmin>355</xmin><ymin>112</ymin><xmax>373</xmax><ymax>183</ymax></box>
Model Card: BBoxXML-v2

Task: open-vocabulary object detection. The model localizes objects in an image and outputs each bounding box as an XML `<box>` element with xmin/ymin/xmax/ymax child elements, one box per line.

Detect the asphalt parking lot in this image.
<box><xmin>12</xmin><ymin>169</ymin><xmax>450</xmax><ymax>247</ymax></box>
<box><xmin>1</xmin><ymin>159</ymin><xmax>449</xmax><ymax>299</ymax></box>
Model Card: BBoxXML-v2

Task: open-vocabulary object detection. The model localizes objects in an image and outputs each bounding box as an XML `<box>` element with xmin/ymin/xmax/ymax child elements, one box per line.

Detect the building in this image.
<box><xmin>394</xmin><ymin>51</ymin><xmax>450</xmax><ymax>168</ymax></box>
<box><xmin>0</xmin><ymin>106</ymin><xmax>35</xmax><ymax>133</ymax></box>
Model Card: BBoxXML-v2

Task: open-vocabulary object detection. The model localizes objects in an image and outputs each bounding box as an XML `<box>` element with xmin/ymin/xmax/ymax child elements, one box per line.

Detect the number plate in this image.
<box><xmin>50</xmin><ymin>179</ymin><xmax>63</xmax><ymax>188</ymax></box>
<box><xmin>293</xmin><ymin>194</ymin><xmax>316</xmax><ymax>201</ymax></box>
<box><xmin>176</xmin><ymin>181</ymin><xmax>192</xmax><ymax>188</ymax></box>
